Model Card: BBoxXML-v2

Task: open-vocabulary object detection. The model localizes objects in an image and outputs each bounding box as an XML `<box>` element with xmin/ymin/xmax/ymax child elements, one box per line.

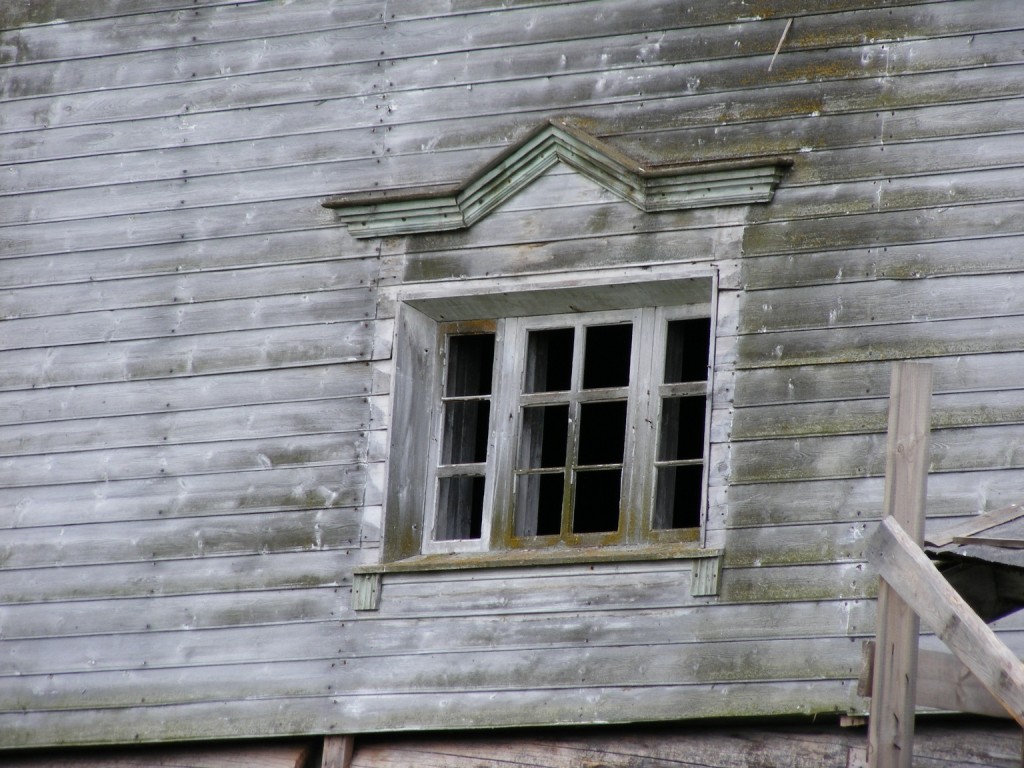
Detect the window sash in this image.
<box><xmin>422</xmin><ymin>302</ymin><xmax>713</xmax><ymax>554</ymax></box>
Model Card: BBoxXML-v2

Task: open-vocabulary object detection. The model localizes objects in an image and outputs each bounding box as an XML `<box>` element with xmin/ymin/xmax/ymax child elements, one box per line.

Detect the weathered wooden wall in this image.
<box><xmin>1</xmin><ymin>0</ymin><xmax>1022</xmax><ymax>750</ymax></box>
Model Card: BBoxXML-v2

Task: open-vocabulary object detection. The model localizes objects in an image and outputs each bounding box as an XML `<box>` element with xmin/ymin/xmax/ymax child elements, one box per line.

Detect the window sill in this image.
<box><xmin>351</xmin><ymin>544</ymin><xmax>723</xmax><ymax>610</ymax></box>
<box><xmin>357</xmin><ymin>543</ymin><xmax>720</xmax><ymax>575</ymax></box>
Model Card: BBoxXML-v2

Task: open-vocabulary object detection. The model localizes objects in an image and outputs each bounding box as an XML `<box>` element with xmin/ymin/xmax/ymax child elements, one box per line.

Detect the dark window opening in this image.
<box><xmin>578</xmin><ymin>400</ymin><xmax>627</xmax><ymax>465</ymax></box>
<box><xmin>583</xmin><ymin>323</ymin><xmax>632</xmax><ymax>389</ymax></box>
<box><xmin>653</xmin><ymin>464</ymin><xmax>704</xmax><ymax>530</ymax></box>
<box><xmin>525</xmin><ymin>327</ymin><xmax>574</xmax><ymax>393</ymax></box>
<box><xmin>665</xmin><ymin>318</ymin><xmax>711</xmax><ymax>383</ymax></box>
<box><xmin>437</xmin><ymin>476</ymin><xmax>485</xmax><ymax>540</ymax></box>
<box><xmin>514</xmin><ymin>472</ymin><xmax>565</xmax><ymax>537</ymax></box>
<box><xmin>658</xmin><ymin>397</ymin><xmax>706</xmax><ymax>462</ymax></box>
<box><xmin>572</xmin><ymin>469</ymin><xmax>622</xmax><ymax>533</ymax></box>
<box><xmin>435</xmin><ymin>332</ymin><xmax>495</xmax><ymax>541</ymax></box>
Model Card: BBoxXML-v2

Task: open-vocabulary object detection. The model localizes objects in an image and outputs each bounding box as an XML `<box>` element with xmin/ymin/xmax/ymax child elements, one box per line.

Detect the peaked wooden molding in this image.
<box><xmin>323</xmin><ymin>118</ymin><xmax>791</xmax><ymax>238</ymax></box>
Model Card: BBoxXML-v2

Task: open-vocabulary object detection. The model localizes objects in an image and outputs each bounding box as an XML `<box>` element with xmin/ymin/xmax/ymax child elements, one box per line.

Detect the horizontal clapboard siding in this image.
<box><xmin>1</xmin><ymin>0</ymin><xmax>1022</xmax><ymax>749</ymax></box>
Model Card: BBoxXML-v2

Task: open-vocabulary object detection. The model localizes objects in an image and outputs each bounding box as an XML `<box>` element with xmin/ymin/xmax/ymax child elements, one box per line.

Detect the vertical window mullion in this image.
<box><xmin>563</xmin><ymin>324</ymin><xmax>586</xmax><ymax>541</ymax></box>
<box><xmin>624</xmin><ymin>307</ymin><xmax>659</xmax><ymax>543</ymax></box>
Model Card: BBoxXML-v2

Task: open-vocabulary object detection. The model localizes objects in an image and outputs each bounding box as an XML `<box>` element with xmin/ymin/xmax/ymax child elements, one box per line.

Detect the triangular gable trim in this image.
<box><xmin>323</xmin><ymin>118</ymin><xmax>791</xmax><ymax>238</ymax></box>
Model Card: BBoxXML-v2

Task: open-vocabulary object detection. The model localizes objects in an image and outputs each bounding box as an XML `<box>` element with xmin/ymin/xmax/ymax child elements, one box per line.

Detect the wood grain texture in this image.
<box><xmin>3</xmin><ymin>0</ymin><xmax>1024</xmax><ymax>750</ymax></box>
<box><xmin>869</xmin><ymin>517</ymin><xmax>1024</xmax><ymax>725</ymax></box>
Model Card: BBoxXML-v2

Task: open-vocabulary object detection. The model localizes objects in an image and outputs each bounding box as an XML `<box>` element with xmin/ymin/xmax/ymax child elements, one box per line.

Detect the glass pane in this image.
<box><xmin>435</xmin><ymin>476</ymin><xmax>485</xmax><ymax>540</ymax></box>
<box><xmin>446</xmin><ymin>333</ymin><xmax>495</xmax><ymax>396</ymax></box>
<box><xmin>524</xmin><ymin>328</ymin><xmax>574</xmax><ymax>393</ymax></box>
<box><xmin>572</xmin><ymin>469</ymin><xmax>621</xmax><ymax>533</ymax></box>
<box><xmin>577</xmin><ymin>400</ymin><xmax>627</xmax><ymax>466</ymax></box>
<box><xmin>442</xmin><ymin>400</ymin><xmax>490</xmax><ymax>464</ymax></box>
<box><xmin>583</xmin><ymin>323</ymin><xmax>632</xmax><ymax>389</ymax></box>
<box><xmin>653</xmin><ymin>464</ymin><xmax>703</xmax><ymax>529</ymax></box>
<box><xmin>514</xmin><ymin>473</ymin><xmax>564</xmax><ymax>537</ymax></box>
<box><xmin>518</xmin><ymin>404</ymin><xmax>569</xmax><ymax>469</ymax></box>
<box><xmin>658</xmin><ymin>397</ymin><xmax>706</xmax><ymax>462</ymax></box>
<box><xmin>664</xmin><ymin>318</ymin><xmax>711</xmax><ymax>384</ymax></box>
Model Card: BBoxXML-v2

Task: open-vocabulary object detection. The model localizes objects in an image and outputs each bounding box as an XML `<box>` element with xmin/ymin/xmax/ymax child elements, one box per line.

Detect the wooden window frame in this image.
<box><xmin>379</xmin><ymin>268</ymin><xmax>719</xmax><ymax>568</ymax></box>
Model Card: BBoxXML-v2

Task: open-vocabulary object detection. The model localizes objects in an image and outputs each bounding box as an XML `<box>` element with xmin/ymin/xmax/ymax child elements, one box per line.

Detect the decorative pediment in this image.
<box><xmin>323</xmin><ymin>117</ymin><xmax>790</xmax><ymax>239</ymax></box>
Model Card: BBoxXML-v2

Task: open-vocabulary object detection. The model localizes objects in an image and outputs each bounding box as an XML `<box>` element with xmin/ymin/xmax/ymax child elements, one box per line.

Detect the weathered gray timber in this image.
<box><xmin>2</xmin><ymin>0</ymin><xmax>1024</xmax><ymax>754</ymax></box>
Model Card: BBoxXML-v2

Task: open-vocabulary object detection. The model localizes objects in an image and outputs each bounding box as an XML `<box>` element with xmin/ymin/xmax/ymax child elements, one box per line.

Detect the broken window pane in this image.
<box><xmin>518</xmin><ymin>404</ymin><xmax>569</xmax><ymax>469</ymax></box>
<box><xmin>446</xmin><ymin>334</ymin><xmax>495</xmax><ymax>396</ymax></box>
<box><xmin>524</xmin><ymin>327</ymin><xmax>574</xmax><ymax>393</ymax></box>
<box><xmin>583</xmin><ymin>323</ymin><xmax>632</xmax><ymax>389</ymax></box>
<box><xmin>652</xmin><ymin>464</ymin><xmax>704</xmax><ymax>530</ymax></box>
<box><xmin>514</xmin><ymin>472</ymin><xmax>564</xmax><ymax>537</ymax></box>
<box><xmin>442</xmin><ymin>400</ymin><xmax>490</xmax><ymax>464</ymax></box>
<box><xmin>664</xmin><ymin>318</ymin><xmax>710</xmax><ymax>383</ymax></box>
<box><xmin>658</xmin><ymin>397</ymin><xmax>706</xmax><ymax>462</ymax></box>
<box><xmin>436</xmin><ymin>476</ymin><xmax>485</xmax><ymax>540</ymax></box>
<box><xmin>577</xmin><ymin>400</ymin><xmax>627</xmax><ymax>465</ymax></box>
<box><xmin>572</xmin><ymin>469</ymin><xmax>622</xmax><ymax>533</ymax></box>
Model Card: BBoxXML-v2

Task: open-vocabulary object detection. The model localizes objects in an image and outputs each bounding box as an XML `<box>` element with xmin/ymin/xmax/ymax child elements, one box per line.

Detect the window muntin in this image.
<box><xmin>426</xmin><ymin>304</ymin><xmax>712</xmax><ymax>553</ymax></box>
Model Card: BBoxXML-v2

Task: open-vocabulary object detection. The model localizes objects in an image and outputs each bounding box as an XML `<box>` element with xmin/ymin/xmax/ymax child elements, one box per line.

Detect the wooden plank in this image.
<box><xmin>0</xmin><ymin>547</ymin><xmax>362</xmax><ymax>605</ymax></box>
<box><xmin>737</xmin><ymin>269</ymin><xmax>1024</xmax><ymax>337</ymax></box>
<box><xmin>864</xmin><ymin>647</ymin><xmax>1015</xmax><ymax>724</ymax></box>
<box><xmin>0</xmin><ymin>587</ymin><xmax>346</xmax><ymax>639</ymax></box>
<box><xmin>732</xmin><ymin>343</ymin><xmax>1024</xmax><ymax>408</ymax></box>
<box><xmin>11</xmin><ymin>94</ymin><xmax>1022</xmax><ymax>210</ymax></box>
<box><xmin>0</xmin><ymin>321</ymin><xmax>378</xmax><ymax>392</ymax></box>
<box><xmin>0</xmin><ymin>603</ymin><xmax>864</xmax><ymax>700</ymax></box>
<box><xmin>9</xmin><ymin>2</ymin><xmax>1014</xmax><ymax>133</ymax></box>
<box><xmin>0</xmin><ymin>430</ymin><xmax>368</xmax><ymax>489</ymax></box>
<box><xmin>732</xmin><ymin>388</ymin><xmax>1024</xmax><ymax>442</ymax></box>
<box><xmin>720</xmin><ymin>468</ymin><xmax>1024</xmax><ymax>530</ymax></box>
<box><xmin>0</xmin><ymin>636</ymin><xmax>861</xmax><ymax>712</ymax></box>
<box><xmin>916</xmin><ymin>647</ymin><xmax>1011</xmax><ymax>719</ymax></box>
<box><xmin>868</xmin><ymin>362</ymin><xmax>931</xmax><ymax>768</ymax></box>
<box><xmin>0</xmin><ymin>740</ymin><xmax>312</xmax><ymax>768</ymax></box>
<box><xmin>0</xmin><ymin>197</ymin><xmax>340</xmax><ymax>266</ymax></box>
<box><xmin>743</xmin><ymin>199</ymin><xmax>1024</xmax><ymax>259</ymax></box>
<box><xmin>723</xmin><ymin>419</ymin><xmax>1024</xmax><ymax>485</ymax></box>
<box><xmin>0</xmin><ymin>363</ymin><xmax>376</xmax><ymax>427</ymax></box>
<box><xmin>3</xmin><ymin>162</ymin><xmax>387</xmax><ymax>230</ymax></box>
<box><xmin>349</xmin><ymin>720</ymin><xmax>1024</xmax><ymax>768</ymax></box>
<box><xmin>9</xmin><ymin>21</ymin><xmax>1019</xmax><ymax>142</ymax></box>
<box><xmin>0</xmin><ymin>679</ymin><xmax>858</xmax><ymax>749</ymax></box>
<box><xmin>0</xmin><ymin>397</ymin><xmax>372</xmax><ymax>458</ymax></box>
<box><xmin>0</xmin><ymin>259</ymin><xmax>377</xmax><ymax>320</ymax></box>
<box><xmin>868</xmin><ymin>516</ymin><xmax>1024</xmax><ymax>726</ymax></box>
<box><xmin>0</xmin><ymin>232</ymin><xmax>373</xmax><ymax>289</ymax></box>
<box><xmin>0</xmin><ymin>508</ymin><xmax>364</xmax><ymax>571</ymax></box>
<box><xmin>1</xmin><ymin>599</ymin><xmax>868</xmax><ymax>662</ymax></box>
<box><xmin>925</xmin><ymin>504</ymin><xmax>1024</xmax><ymax>547</ymax></box>
<box><xmin>1</xmin><ymin>466</ymin><xmax>370</xmax><ymax>529</ymax></box>
<box><xmin>0</xmin><ymin>2</ymin><xmax>382</xmax><ymax>66</ymax></box>
<box><xmin>322</xmin><ymin>735</ymin><xmax>355</xmax><ymax>768</ymax></box>
<box><xmin>722</xmin><ymin>518</ymin><xmax>869</xmax><ymax>568</ymax></box>
<box><xmin>0</xmin><ymin>0</ymin><xmax>379</xmax><ymax>28</ymax></box>
<box><xmin>731</xmin><ymin>302</ymin><xmax>1024</xmax><ymax>371</ymax></box>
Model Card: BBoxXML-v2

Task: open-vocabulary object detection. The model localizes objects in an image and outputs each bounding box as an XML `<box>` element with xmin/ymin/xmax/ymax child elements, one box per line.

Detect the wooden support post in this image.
<box><xmin>869</xmin><ymin>517</ymin><xmax>1024</xmax><ymax>726</ymax></box>
<box><xmin>868</xmin><ymin>362</ymin><xmax>933</xmax><ymax>768</ymax></box>
<box><xmin>322</xmin><ymin>735</ymin><xmax>355</xmax><ymax>768</ymax></box>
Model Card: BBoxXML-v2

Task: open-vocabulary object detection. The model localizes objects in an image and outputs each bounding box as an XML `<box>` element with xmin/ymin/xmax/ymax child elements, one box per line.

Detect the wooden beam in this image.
<box><xmin>321</xmin><ymin>735</ymin><xmax>355</xmax><ymax>768</ymax></box>
<box><xmin>868</xmin><ymin>362</ymin><xmax>933</xmax><ymax>768</ymax></box>
<box><xmin>925</xmin><ymin>503</ymin><xmax>1024</xmax><ymax>547</ymax></box>
<box><xmin>861</xmin><ymin>640</ymin><xmax>1010</xmax><ymax>719</ymax></box>
<box><xmin>868</xmin><ymin>516</ymin><xmax>1024</xmax><ymax>726</ymax></box>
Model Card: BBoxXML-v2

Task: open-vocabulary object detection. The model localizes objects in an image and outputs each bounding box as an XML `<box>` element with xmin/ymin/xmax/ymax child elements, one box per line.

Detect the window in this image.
<box><xmin>380</xmin><ymin>273</ymin><xmax>716</xmax><ymax>564</ymax></box>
